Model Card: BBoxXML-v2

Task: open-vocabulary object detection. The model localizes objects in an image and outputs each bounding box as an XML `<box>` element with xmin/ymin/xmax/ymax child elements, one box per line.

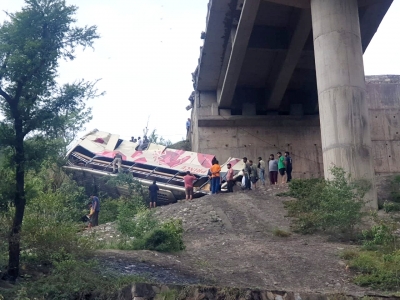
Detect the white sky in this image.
<box><xmin>1</xmin><ymin>0</ymin><xmax>400</xmax><ymax>143</ymax></box>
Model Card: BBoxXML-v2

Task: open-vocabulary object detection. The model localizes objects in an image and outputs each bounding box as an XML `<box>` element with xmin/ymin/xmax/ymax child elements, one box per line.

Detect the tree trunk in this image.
<box><xmin>7</xmin><ymin>119</ymin><xmax>25</xmax><ymax>281</ymax></box>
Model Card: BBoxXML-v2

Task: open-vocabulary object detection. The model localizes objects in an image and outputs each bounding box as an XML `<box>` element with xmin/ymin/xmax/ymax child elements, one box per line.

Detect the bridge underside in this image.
<box><xmin>193</xmin><ymin>0</ymin><xmax>392</xmax><ymax>116</ymax></box>
<box><xmin>191</xmin><ymin>0</ymin><xmax>395</xmax><ymax>208</ymax></box>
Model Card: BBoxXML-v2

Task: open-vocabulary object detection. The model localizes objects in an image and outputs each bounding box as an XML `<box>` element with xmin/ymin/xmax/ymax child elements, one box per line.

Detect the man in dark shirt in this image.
<box><xmin>284</xmin><ymin>151</ymin><xmax>293</xmax><ymax>182</ymax></box>
<box><xmin>89</xmin><ymin>195</ymin><xmax>100</xmax><ymax>227</ymax></box>
<box><xmin>242</xmin><ymin>157</ymin><xmax>252</xmax><ymax>190</ymax></box>
<box><xmin>148</xmin><ymin>180</ymin><xmax>159</xmax><ymax>208</ymax></box>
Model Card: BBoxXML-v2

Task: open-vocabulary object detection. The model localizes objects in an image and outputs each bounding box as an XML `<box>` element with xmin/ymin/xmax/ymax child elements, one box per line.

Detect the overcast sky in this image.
<box><xmin>1</xmin><ymin>0</ymin><xmax>399</xmax><ymax>143</ymax></box>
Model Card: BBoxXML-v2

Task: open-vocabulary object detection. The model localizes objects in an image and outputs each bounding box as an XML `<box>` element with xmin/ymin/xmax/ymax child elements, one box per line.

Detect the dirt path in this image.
<box><xmin>96</xmin><ymin>186</ymin><xmax>371</xmax><ymax>295</ymax></box>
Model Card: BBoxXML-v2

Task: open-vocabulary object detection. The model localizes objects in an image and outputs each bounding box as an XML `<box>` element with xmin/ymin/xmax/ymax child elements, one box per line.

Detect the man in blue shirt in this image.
<box><xmin>186</xmin><ymin>118</ymin><xmax>191</xmax><ymax>138</ymax></box>
<box><xmin>89</xmin><ymin>195</ymin><xmax>100</xmax><ymax>227</ymax></box>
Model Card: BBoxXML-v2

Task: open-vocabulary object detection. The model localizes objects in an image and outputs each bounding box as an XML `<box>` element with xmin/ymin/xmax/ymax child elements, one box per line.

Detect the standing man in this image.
<box><xmin>89</xmin><ymin>195</ymin><xmax>100</xmax><ymax>227</ymax></box>
<box><xmin>242</xmin><ymin>157</ymin><xmax>252</xmax><ymax>190</ymax></box>
<box><xmin>112</xmin><ymin>152</ymin><xmax>123</xmax><ymax>174</ymax></box>
<box><xmin>269</xmin><ymin>154</ymin><xmax>278</xmax><ymax>185</ymax></box>
<box><xmin>210</xmin><ymin>160</ymin><xmax>221</xmax><ymax>194</ymax></box>
<box><xmin>135</xmin><ymin>137</ymin><xmax>143</xmax><ymax>151</ymax></box>
<box><xmin>226</xmin><ymin>163</ymin><xmax>235</xmax><ymax>193</ymax></box>
<box><xmin>284</xmin><ymin>151</ymin><xmax>293</xmax><ymax>182</ymax></box>
<box><xmin>258</xmin><ymin>157</ymin><xmax>266</xmax><ymax>186</ymax></box>
<box><xmin>183</xmin><ymin>171</ymin><xmax>197</xmax><ymax>200</ymax></box>
<box><xmin>277</xmin><ymin>152</ymin><xmax>286</xmax><ymax>184</ymax></box>
<box><xmin>186</xmin><ymin>118</ymin><xmax>191</xmax><ymax>139</ymax></box>
<box><xmin>249</xmin><ymin>160</ymin><xmax>258</xmax><ymax>189</ymax></box>
<box><xmin>148</xmin><ymin>180</ymin><xmax>159</xmax><ymax>208</ymax></box>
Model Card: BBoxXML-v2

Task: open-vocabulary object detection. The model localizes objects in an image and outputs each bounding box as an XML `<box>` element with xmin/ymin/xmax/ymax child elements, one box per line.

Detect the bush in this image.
<box><xmin>117</xmin><ymin>203</ymin><xmax>157</xmax><ymax>238</ymax></box>
<box><xmin>21</xmin><ymin>192</ymin><xmax>94</xmax><ymax>265</ymax></box>
<box><xmin>390</xmin><ymin>175</ymin><xmax>400</xmax><ymax>203</ymax></box>
<box><xmin>112</xmin><ymin>201</ymin><xmax>185</xmax><ymax>252</ymax></box>
<box><xmin>272</xmin><ymin>228</ymin><xmax>291</xmax><ymax>237</ymax></box>
<box><xmin>349</xmin><ymin>250</ymin><xmax>400</xmax><ymax>290</ymax></box>
<box><xmin>2</xmin><ymin>256</ymin><xmax>145</xmax><ymax>300</ymax></box>
<box><xmin>285</xmin><ymin>166</ymin><xmax>368</xmax><ymax>235</ymax></box>
<box><xmin>98</xmin><ymin>198</ymin><xmax>122</xmax><ymax>224</ymax></box>
<box><xmin>361</xmin><ymin>222</ymin><xmax>397</xmax><ymax>250</ymax></box>
<box><xmin>135</xmin><ymin>219</ymin><xmax>185</xmax><ymax>252</ymax></box>
<box><xmin>383</xmin><ymin>201</ymin><xmax>400</xmax><ymax>213</ymax></box>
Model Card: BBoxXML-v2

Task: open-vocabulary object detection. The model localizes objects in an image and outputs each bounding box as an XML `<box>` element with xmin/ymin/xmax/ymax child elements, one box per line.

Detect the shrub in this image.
<box><xmin>340</xmin><ymin>249</ymin><xmax>359</xmax><ymax>260</ymax></box>
<box><xmin>21</xmin><ymin>189</ymin><xmax>93</xmax><ymax>265</ymax></box>
<box><xmin>361</xmin><ymin>222</ymin><xmax>397</xmax><ymax>250</ymax></box>
<box><xmin>136</xmin><ymin>219</ymin><xmax>185</xmax><ymax>252</ymax></box>
<box><xmin>117</xmin><ymin>204</ymin><xmax>157</xmax><ymax>238</ymax></box>
<box><xmin>383</xmin><ymin>201</ymin><xmax>400</xmax><ymax>213</ymax></box>
<box><xmin>285</xmin><ymin>166</ymin><xmax>368</xmax><ymax>235</ymax></box>
<box><xmin>349</xmin><ymin>250</ymin><xmax>400</xmax><ymax>290</ymax></box>
<box><xmin>3</xmin><ymin>256</ymin><xmax>145</xmax><ymax>300</ymax></box>
<box><xmin>390</xmin><ymin>175</ymin><xmax>400</xmax><ymax>203</ymax></box>
<box><xmin>272</xmin><ymin>228</ymin><xmax>291</xmax><ymax>237</ymax></box>
<box><xmin>98</xmin><ymin>198</ymin><xmax>122</xmax><ymax>224</ymax></box>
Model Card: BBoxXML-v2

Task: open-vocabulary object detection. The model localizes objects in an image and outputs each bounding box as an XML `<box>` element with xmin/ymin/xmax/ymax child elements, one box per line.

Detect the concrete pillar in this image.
<box><xmin>311</xmin><ymin>0</ymin><xmax>377</xmax><ymax>208</ymax></box>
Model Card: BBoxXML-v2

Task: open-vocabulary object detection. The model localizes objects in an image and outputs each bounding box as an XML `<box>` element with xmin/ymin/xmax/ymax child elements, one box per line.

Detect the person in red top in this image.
<box><xmin>226</xmin><ymin>163</ymin><xmax>235</xmax><ymax>193</ymax></box>
<box><xmin>183</xmin><ymin>171</ymin><xmax>197</xmax><ymax>200</ymax></box>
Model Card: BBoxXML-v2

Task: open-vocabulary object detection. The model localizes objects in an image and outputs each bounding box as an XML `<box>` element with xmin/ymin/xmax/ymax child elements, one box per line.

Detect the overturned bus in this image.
<box><xmin>64</xmin><ymin>130</ymin><xmax>245</xmax><ymax>204</ymax></box>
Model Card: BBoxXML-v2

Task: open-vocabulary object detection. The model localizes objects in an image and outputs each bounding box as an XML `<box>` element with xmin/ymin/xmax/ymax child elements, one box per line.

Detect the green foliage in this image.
<box><xmin>98</xmin><ymin>198</ymin><xmax>121</xmax><ymax>224</ymax></box>
<box><xmin>348</xmin><ymin>250</ymin><xmax>400</xmax><ymax>290</ymax></box>
<box><xmin>390</xmin><ymin>175</ymin><xmax>400</xmax><ymax>203</ymax></box>
<box><xmin>156</xmin><ymin>289</ymin><xmax>180</xmax><ymax>300</ymax></box>
<box><xmin>115</xmin><ymin>202</ymin><xmax>185</xmax><ymax>252</ymax></box>
<box><xmin>342</xmin><ymin>219</ymin><xmax>400</xmax><ymax>290</ymax></box>
<box><xmin>285</xmin><ymin>166</ymin><xmax>368</xmax><ymax>235</ymax></box>
<box><xmin>272</xmin><ymin>228</ymin><xmax>291</xmax><ymax>237</ymax></box>
<box><xmin>383</xmin><ymin>201</ymin><xmax>400</xmax><ymax>213</ymax></box>
<box><xmin>16</xmin><ymin>169</ymin><xmax>90</xmax><ymax>265</ymax></box>
<box><xmin>147</xmin><ymin>129</ymin><xmax>172</xmax><ymax>146</ymax></box>
<box><xmin>107</xmin><ymin>173</ymin><xmax>148</xmax><ymax>199</ymax></box>
<box><xmin>361</xmin><ymin>222</ymin><xmax>397</xmax><ymax>250</ymax></box>
<box><xmin>0</xmin><ymin>0</ymin><xmax>103</xmax><ymax>279</ymax></box>
<box><xmin>340</xmin><ymin>249</ymin><xmax>359</xmax><ymax>260</ymax></box>
<box><xmin>137</xmin><ymin>219</ymin><xmax>185</xmax><ymax>252</ymax></box>
<box><xmin>3</xmin><ymin>256</ymin><xmax>145</xmax><ymax>300</ymax></box>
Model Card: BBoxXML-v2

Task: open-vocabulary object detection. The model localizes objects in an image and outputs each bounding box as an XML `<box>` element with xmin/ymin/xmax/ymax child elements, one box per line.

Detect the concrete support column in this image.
<box><xmin>311</xmin><ymin>0</ymin><xmax>377</xmax><ymax>208</ymax></box>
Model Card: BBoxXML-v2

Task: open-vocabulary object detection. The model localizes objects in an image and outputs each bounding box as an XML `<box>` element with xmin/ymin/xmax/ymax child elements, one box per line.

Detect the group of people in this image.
<box><xmin>147</xmin><ymin>170</ymin><xmax>199</xmax><ymax>208</ymax></box>
<box><xmin>204</xmin><ymin>152</ymin><xmax>293</xmax><ymax>195</ymax></box>
<box><xmin>129</xmin><ymin>135</ymin><xmax>150</xmax><ymax>150</ymax></box>
<box><xmin>242</xmin><ymin>152</ymin><xmax>292</xmax><ymax>190</ymax></box>
<box><xmin>111</xmin><ymin>136</ymin><xmax>151</xmax><ymax>173</ymax></box>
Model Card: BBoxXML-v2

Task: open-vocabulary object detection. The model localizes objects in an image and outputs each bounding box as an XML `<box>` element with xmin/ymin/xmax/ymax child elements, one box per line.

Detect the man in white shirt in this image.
<box><xmin>258</xmin><ymin>157</ymin><xmax>266</xmax><ymax>186</ymax></box>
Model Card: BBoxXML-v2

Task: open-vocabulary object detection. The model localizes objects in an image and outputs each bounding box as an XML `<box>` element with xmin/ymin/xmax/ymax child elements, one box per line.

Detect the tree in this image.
<box><xmin>147</xmin><ymin>129</ymin><xmax>172</xmax><ymax>146</ymax></box>
<box><xmin>0</xmin><ymin>0</ymin><xmax>101</xmax><ymax>280</ymax></box>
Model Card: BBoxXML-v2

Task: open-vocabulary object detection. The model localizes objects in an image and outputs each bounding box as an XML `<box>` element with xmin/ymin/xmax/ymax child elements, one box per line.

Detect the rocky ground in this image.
<box><xmin>92</xmin><ymin>185</ymin><xmax>374</xmax><ymax>296</ymax></box>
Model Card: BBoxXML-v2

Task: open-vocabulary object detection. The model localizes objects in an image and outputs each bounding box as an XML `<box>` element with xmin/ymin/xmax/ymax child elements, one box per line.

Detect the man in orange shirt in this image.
<box><xmin>210</xmin><ymin>160</ymin><xmax>221</xmax><ymax>194</ymax></box>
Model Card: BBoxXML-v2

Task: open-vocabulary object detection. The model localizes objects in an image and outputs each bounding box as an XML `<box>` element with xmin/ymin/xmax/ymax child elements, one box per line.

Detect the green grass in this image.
<box><xmin>272</xmin><ymin>228</ymin><xmax>291</xmax><ymax>237</ymax></box>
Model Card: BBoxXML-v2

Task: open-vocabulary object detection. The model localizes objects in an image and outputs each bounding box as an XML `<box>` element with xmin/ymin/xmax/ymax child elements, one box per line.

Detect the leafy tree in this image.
<box><xmin>0</xmin><ymin>0</ymin><xmax>101</xmax><ymax>280</ymax></box>
<box><xmin>147</xmin><ymin>129</ymin><xmax>172</xmax><ymax>146</ymax></box>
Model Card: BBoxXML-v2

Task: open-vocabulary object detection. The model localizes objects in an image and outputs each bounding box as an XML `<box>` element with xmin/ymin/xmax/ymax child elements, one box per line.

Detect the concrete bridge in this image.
<box><xmin>189</xmin><ymin>0</ymin><xmax>396</xmax><ymax>207</ymax></box>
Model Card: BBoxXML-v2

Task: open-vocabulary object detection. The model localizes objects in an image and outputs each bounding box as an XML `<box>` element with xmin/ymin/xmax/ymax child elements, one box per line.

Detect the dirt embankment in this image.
<box><xmin>95</xmin><ymin>185</ymin><xmax>377</xmax><ymax>296</ymax></box>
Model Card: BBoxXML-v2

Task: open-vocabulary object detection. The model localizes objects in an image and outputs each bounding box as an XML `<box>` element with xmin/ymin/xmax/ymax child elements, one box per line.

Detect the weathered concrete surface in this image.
<box><xmin>192</xmin><ymin>75</ymin><xmax>400</xmax><ymax>198</ymax></box>
<box><xmin>367</xmin><ymin>75</ymin><xmax>400</xmax><ymax>175</ymax></box>
<box><xmin>311</xmin><ymin>0</ymin><xmax>377</xmax><ymax>207</ymax></box>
